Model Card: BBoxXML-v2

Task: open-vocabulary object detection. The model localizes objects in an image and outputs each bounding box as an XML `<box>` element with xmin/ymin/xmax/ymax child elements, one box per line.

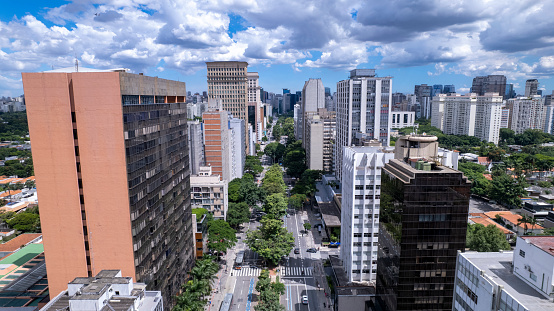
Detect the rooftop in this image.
<box><xmin>319</xmin><ymin>201</ymin><xmax>341</xmax><ymax>228</ymax></box>
<box><xmin>0</xmin><ymin>234</ymin><xmax>42</xmax><ymax>253</ymax></box>
<box><xmin>463</xmin><ymin>252</ymin><xmax>554</xmax><ymax>311</ymax></box>
<box><xmin>521</xmin><ymin>236</ymin><xmax>554</xmax><ymax>256</ymax></box>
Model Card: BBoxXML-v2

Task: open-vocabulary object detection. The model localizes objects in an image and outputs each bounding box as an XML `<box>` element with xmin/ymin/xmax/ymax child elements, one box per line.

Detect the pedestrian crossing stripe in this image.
<box><xmin>232</xmin><ymin>267</ymin><xmax>262</xmax><ymax>277</ymax></box>
<box><xmin>281</xmin><ymin>267</ymin><xmax>313</xmax><ymax>276</ymax></box>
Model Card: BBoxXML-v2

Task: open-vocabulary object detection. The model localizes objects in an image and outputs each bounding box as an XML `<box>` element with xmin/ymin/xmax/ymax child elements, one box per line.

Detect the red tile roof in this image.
<box><xmin>0</xmin><ymin>234</ymin><xmax>42</xmax><ymax>252</ymax></box>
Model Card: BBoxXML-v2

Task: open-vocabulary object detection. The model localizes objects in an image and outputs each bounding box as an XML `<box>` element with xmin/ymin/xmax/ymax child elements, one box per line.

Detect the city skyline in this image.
<box><xmin>1</xmin><ymin>0</ymin><xmax>554</xmax><ymax>97</ymax></box>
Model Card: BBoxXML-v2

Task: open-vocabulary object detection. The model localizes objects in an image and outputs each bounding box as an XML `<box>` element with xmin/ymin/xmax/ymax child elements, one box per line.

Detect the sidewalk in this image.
<box><xmin>208</xmin><ymin>249</ymin><xmax>234</xmax><ymax>310</ymax></box>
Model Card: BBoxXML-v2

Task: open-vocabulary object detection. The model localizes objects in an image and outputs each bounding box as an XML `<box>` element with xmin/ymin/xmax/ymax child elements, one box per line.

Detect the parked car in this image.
<box><xmin>306</xmin><ymin>248</ymin><xmax>317</xmax><ymax>253</ymax></box>
<box><xmin>302</xmin><ymin>295</ymin><xmax>308</xmax><ymax>304</ymax></box>
<box><xmin>294</xmin><ymin>248</ymin><xmax>300</xmax><ymax>254</ymax></box>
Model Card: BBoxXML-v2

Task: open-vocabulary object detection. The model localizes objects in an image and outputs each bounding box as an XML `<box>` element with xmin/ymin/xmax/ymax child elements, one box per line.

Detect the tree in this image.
<box><xmin>246</xmin><ymin>217</ymin><xmax>294</xmax><ymax>265</ymax></box>
<box><xmin>303</xmin><ymin>223</ymin><xmax>311</xmax><ymax>234</ymax></box>
<box><xmin>283</xmin><ymin>149</ymin><xmax>306</xmax><ymax>178</ymax></box>
<box><xmin>190</xmin><ymin>258</ymin><xmax>219</xmax><ymax>289</ymax></box>
<box><xmin>7</xmin><ymin>212</ymin><xmax>40</xmax><ymax>232</ymax></box>
<box><xmin>263</xmin><ymin>193</ymin><xmax>288</xmax><ymax>219</ymax></box>
<box><xmin>262</xmin><ymin>136</ymin><xmax>268</xmax><ymax>142</ymax></box>
<box><xmin>264</xmin><ymin>142</ymin><xmax>285</xmax><ymax>164</ymax></box>
<box><xmin>499</xmin><ymin>128</ymin><xmax>516</xmax><ymax>145</ymax></box>
<box><xmin>517</xmin><ymin>215</ymin><xmax>537</xmax><ymax>235</ymax></box>
<box><xmin>489</xmin><ymin>173</ymin><xmax>526</xmax><ymax>208</ymax></box>
<box><xmin>262</xmin><ymin>165</ymin><xmax>286</xmax><ymax>195</ymax></box>
<box><xmin>466</xmin><ymin>224</ymin><xmax>510</xmax><ymax>252</ymax></box>
<box><xmin>228</xmin><ymin>178</ymin><xmax>242</xmax><ymax>203</ymax></box>
<box><xmin>244</xmin><ymin>155</ymin><xmax>263</xmax><ymax>176</ymax></box>
<box><xmin>207</xmin><ymin>220</ymin><xmax>237</xmax><ymax>254</ymax></box>
<box><xmin>226</xmin><ymin>202</ymin><xmax>250</xmax><ymax>228</ymax></box>
<box><xmin>288</xmin><ymin>193</ymin><xmax>306</xmax><ymax>210</ymax></box>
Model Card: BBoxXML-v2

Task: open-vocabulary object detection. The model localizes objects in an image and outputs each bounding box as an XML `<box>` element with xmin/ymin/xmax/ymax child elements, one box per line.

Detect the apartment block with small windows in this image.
<box><xmin>190</xmin><ymin>166</ymin><xmax>228</xmax><ymax>220</ymax></box>
<box><xmin>507</xmin><ymin>96</ymin><xmax>547</xmax><ymax>134</ymax></box>
<box><xmin>341</xmin><ymin>144</ymin><xmax>395</xmax><ymax>283</ymax></box>
<box><xmin>335</xmin><ymin>69</ymin><xmax>392</xmax><ymax>181</ymax></box>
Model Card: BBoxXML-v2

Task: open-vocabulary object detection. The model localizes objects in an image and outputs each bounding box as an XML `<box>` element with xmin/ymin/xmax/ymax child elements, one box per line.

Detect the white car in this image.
<box><xmin>302</xmin><ymin>295</ymin><xmax>308</xmax><ymax>304</ymax></box>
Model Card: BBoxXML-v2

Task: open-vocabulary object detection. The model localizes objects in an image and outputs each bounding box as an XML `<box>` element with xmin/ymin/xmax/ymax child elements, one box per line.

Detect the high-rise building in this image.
<box><xmin>22</xmin><ymin>69</ymin><xmax>194</xmax><ymax>306</ymax></box>
<box><xmin>432</xmin><ymin>84</ymin><xmax>443</xmax><ymax>97</ymax></box>
<box><xmin>471</xmin><ymin>75</ymin><xmax>506</xmax><ymax>98</ymax></box>
<box><xmin>391</xmin><ymin>111</ymin><xmax>415</xmax><ymax>129</ymax></box>
<box><xmin>203</xmin><ymin>107</ymin><xmax>230</xmax><ymax>181</ymax></box>
<box><xmin>304</xmin><ymin>108</ymin><xmax>336</xmax><ymax>172</ymax></box>
<box><xmin>443</xmin><ymin>85</ymin><xmax>455</xmax><ymax>94</ymax></box>
<box><xmin>341</xmin><ymin>144</ymin><xmax>395</xmax><ymax>283</ymax></box>
<box><xmin>431</xmin><ymin>93</ymin><xmax>503</xmax><ymax>144</ymax></box>
<box><xmin>228</xmin><ymin>116</ymin><xmax>246</xmax><ymax>180</ymax></box>
<box><xmin>506</xmin><ymin>96</ymin><xmax>547</xmax><ymax>134</ymax></box>
<box><xmin>188</xmin><ymin>120</ymin><xmax>204</xmax><ymax>175</ymax></box>
<box><xmin>414</xmin><ymin>84</ymin><xmax>432</xmax><ymax>119</ymax></box>
<box><xmin>377</xmin><ymin>135</ymin><xmax>471</xmax><ymax>311</ymax></box>
<box><xmin>206</xmin><ymin>61</ymin><xmax>249</xmax><ymax>152</ymax></box>
<box><xmin>500</xmin><ymin>107</ymin><xmax>510</xmax><ymax>129</ymax></box>
<box><xmin>335</xmin><ymin>69</ymin><xmax>392</xmax><ymax>181</ymax></box>
<box><xmin>247</xmin><ymin>72</ymin><xmax>264</xmax><ymax>142</ymax></box>
<box><xmin>505</xmin><ymin>83</ymin><xmax>516</xmax><ymax>99</ymax></box>
<box><xmin>301</xmin><ymin>79</ymin><xmax>325</xmax><ymax>146</ymax></box>
<box><xmin>325</xmin><ymin>87</ymin><xmax>331</xmax><ymax>97</ymax></box>
<box><xmin>525</xmin><ymin>79</ymin><xmax>539</xmax><ymax>97</ymax></box>
<box><xmin>283</xmin><ymin>88</ymin><xmax>290</xmax><ymax>95</ymax></box>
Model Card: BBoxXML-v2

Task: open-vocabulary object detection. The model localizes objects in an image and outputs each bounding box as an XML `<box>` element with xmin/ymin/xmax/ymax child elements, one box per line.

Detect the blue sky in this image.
<box><xmin>0</xmin><ymin>0</ymin><xmax>553</xmax><ymax>97</ymax></box>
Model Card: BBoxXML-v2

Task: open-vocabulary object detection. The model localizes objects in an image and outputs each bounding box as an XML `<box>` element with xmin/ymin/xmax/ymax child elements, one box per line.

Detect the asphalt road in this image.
<box><xmin>281</xmin><ymin>209</ymin><xmax>324</xmax><ymax>311</ymax></box>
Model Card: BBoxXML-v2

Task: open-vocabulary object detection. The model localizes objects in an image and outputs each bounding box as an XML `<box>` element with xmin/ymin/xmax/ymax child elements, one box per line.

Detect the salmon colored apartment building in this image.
<box><xmin>22</xmin><ymin>68</ymin><xmax>194</xmax><ymax>307</ymax></box>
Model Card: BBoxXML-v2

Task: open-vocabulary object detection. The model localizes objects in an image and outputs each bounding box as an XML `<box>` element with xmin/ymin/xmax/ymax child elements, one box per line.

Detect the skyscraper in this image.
<box><xmin>506</xmin><ymin>96</ymin><xmax>547</xmax><ymax>134</ymax></box>
<box><xmin>22</xmin><ymin>69</ymin><xmax>194</xmax><ymax>306</ymax></box>
<box><xmin>471</xmin><ymin>75</ymin><xmax>506</xmax><ymax>98</ymax></box>
<box><xmin>335</xmin><ymin>69</ymin><xmax>392</xmax><ymax>181</ymax></box>
<box><xmin>301</xmin><ymin>78</ymin><xmax>325</xmax><ymax>147</ymax></box>
<box><xmin>525</xmin><ymin>79</ymin><xmax>539</xmax><ymax>97</ymax></box>
<box><xmin>377</xmin><ymin>135</ymin><xmax>471</xmax><ymax>311</ymax></box>
<box><xmin>414</xmin><ymin>84</ymin><xmax>432</xmax><ymax>119</ymax></box>
<box><xmin>443</xmin><ymin>85</ymin><xmax>455</xmax><ymax>94</ymax></box>
<box><xmin>432</xmin><ymin>84</ymin><xmax>443</xmax><ymax>97</ymax></box>
<box><xmin>206</xmin><ymin>61</ymin><xmax>249</xmax><ymax>152</ymax></box>
<box><xmin>203</xmin><ymin>107</ymin><xmax>230</xmax><ymax>181</ymax></box>
<box><xmin>431</xmin><ymin>93</ymin><xmax>503</xmax><ymax>144</ymax></box>
<box><xmin>341</xmin><ymin>144</ymin><xmax>394</xmax><ymax>283</ymax></box>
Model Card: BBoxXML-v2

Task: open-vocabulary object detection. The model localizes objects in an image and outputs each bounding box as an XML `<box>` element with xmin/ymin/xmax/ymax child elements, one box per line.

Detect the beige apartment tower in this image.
<box><xmin>206</xmin><ymin>61</ymin><xmax>250</xmax><ymax>152</ymax></box>
<box><xmin>22</xmin><ymin>68</ymin><xmax>194</xmax><ymax>308</ymax></box>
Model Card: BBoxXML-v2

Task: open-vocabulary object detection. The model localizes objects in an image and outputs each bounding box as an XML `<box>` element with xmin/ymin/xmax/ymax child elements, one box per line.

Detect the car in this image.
<box><xmin>306</xmin><ymin>248</ymin><xmax>317</xmax><ymax>253</ymax></box>
<box><xmin>302</xmin><ymin>295</ymin><xmax>308</xmax><ymax>304</ymax></box>
<box><xmin>294</xmin><ymin>248</ymin><xmax>300</xmax><ymax>254</ymax></box>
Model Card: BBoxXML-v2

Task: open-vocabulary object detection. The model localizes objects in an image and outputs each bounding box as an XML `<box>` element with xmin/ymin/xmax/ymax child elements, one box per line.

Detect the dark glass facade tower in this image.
<box><xmin>377</xmin><ymin>158</ymin><xmax>470</xmax><ymax>311</ymax></box>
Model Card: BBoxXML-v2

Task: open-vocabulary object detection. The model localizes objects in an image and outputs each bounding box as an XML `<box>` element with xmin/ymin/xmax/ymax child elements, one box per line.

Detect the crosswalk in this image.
<box><xmin>233</xmin><ymin>267</ymin><xmax>262</xmax><ymax>277</ymax></box>
<box><xmin>281</xmin><ymin>266</ymin><xmax>313</xmax><ymax>276</ymax></box>
<box><xmin>232</xmin><ymin>266</ymin><xmax>314</xmax><ymax>277</ymax></box>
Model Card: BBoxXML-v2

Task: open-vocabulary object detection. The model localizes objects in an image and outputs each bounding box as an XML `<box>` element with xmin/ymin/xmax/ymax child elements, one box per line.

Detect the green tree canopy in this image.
<box><xmin>263</xmin><ymin>193</ymin><xmax>288</xmax><ymax>219</ymax></box>
<box><xmin>207</xmin><ymin>219</ymin><xmax>237</xmax><ymax>254</ymax></box>
<box><xmin>262</xmin><ymin>165</ymin><xmax>287</xmax><ymax>195</ymax></box>
<box><xmin>7</xmin><ymin>211</ymin><xmax>40</xmax><ymax>233</ymax></box>
<box><xmin>489</xmin><ymin>173</ymin><xmax>527</xmax><ymax>208</ymax></box>
<box><xmin>245</xmin><ymin>155</ymin><xmax>263</xmax><ymax>176</ymax></box>
<box><xmin>246</xmin><ymin>217</ymin><xmax>294</xmax><ymax>265</ymax></box>
<box><xmin>226</xmin><ymin>202</ymin><xmax>250</xmax><ymax>228</ymax></box>
<box><xmin>288</xmin><ymin>193</ymin><xmax>306</xmax><ymax>210</ymax></box>
<box><xmin>466</xmin><ymin>224</ymin><xmax>511</xmax><ymax>252</ymax></box>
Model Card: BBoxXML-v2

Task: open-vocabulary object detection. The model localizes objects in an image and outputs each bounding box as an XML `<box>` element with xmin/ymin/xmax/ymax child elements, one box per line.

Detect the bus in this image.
<box><xmin>234</xmin><ymin>251</ymin><xmax>244</xmax><ymax>270</ymax></box>
<box><xmin>220</xmin><ymin>293</ymin><xmax>233</xmax><ymax>311</ymax></box>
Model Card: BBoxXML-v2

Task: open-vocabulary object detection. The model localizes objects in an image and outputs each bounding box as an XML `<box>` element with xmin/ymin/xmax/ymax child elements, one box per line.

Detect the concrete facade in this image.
<box><xmin>335</xmin><ymin>69</ymin><xmax>392</xmax><ymax>181</ymax></box>
<box><xmin>390</xmin><ymin>111</ymin><xmax>415</xmax><ymax>129</ymax></box>
<box><xmin>22</xmin><ymin>69</ymin><xmax>194</xmax><ymax>306</ymax></box>
<box><xmin>507</xmin><ymin>96</ymin><xmax>547</xmax><ymax>134</ymax></box>
<box><xmin>341</xmin><ymin>145</ymin><xmax>395</xmax><ymax>283</ymax></box>
<box><xmin>301</xmin><ymin>79</ymin><xmax>325</xmax><ymax>145</ymax></box>
<box><xmin>228</xmin><ymin>117</ymin><xmax>246</xmax><ymax>180</ymax></box>
<box><xmin>305</xmin><ymin>109</ymin><xmax>336</xmax><ymax>172</ymax></box>
<box><xmin>432</xmin><ymin>93</ymin><xmax>503</xmax><ymax>144</ymax></box>
<box><xmin>203</xmin><ymin>110</ymin><xmax>230</xmax><ymax>181</ymax></box>
<box><xmin>188</xmin><ymin>120</ymin><xmax>204</xmax><ymax>175</ymax></box>
<box><xmin>191</xmin><ymin>166</ymin><xmax>228</xmax><ymax>220</ymax></box>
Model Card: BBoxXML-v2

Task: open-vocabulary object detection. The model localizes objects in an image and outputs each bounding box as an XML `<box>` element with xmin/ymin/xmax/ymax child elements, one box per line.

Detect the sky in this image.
<box><xmin>1</xmin><ymin>0</ymin><xmax>554</xmax><ymax>97</ymax></box>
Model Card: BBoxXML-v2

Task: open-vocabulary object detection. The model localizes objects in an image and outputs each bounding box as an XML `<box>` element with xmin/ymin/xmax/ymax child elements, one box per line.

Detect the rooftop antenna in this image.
<box><xmin>75</xmin><ymin>59</ymin><xmax>79</xmax><ymax>72</ymax></box>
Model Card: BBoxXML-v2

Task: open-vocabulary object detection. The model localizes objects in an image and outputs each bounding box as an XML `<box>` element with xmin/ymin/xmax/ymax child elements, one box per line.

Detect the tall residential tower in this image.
<box><xmin>22</xmin><ymin>69</ymin><xmax>194</xmax><ymax>307</ymax></box>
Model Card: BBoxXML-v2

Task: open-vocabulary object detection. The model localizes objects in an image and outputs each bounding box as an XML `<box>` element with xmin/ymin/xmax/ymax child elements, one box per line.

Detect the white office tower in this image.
<box><xmin>507</xmin><ymin>96</ymin><xmax>547</xmax><ymax>134</ymax></box>
<box><xmin>341</xmin><ymin>145</ymin><xmax>394</xmax><ymax>283</ymax></box>
<box><xmin>301</xmin><ymin>79</ymin><xmax>325</xmax><ymax>146</ymax></box>
<box><xmin>294</xmin><ymin>103</ymin><xmax>301</xmax><ymax>139</ymax></box>
<box><xmin>544</xmin><ymin>105</ymin><xmax>554</xmax><ymax>135</ymax></box>
<box><xmin>188</xmin><ymin>120</ymin><xmax>205</xmax><ymax>175</ymax></box>
<box><xmin>229</xmin><ymin>117</ymin><xmax>245</xmax><ymax>180</ymax></box>
<box><xmin>431</xmin><ymin>93</ymin><xmax>503</xmax><ymax>144</ymax></box>
<box><xmin>335</xmin><ymin>69</ymin><xmax>392</xmax><ymax>181</ymax></box>
<box><xmin>453</xmin><ymin>236</ymin><xmax>554</xmax><ymax>311</ymax></box>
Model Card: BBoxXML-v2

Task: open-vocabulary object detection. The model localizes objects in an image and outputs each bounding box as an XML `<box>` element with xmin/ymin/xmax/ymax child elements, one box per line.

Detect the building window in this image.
<box><xmin>519</xmin><ymin>250</ymin><xmax>525</xmax><ymax>258</ymax></box>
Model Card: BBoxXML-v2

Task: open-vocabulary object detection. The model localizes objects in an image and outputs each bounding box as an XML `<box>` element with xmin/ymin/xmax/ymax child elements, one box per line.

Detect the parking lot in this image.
<box><xmin>469</xmin><ymin>197</ymin><xmax>507</xmax><ymax>214</ymax></box>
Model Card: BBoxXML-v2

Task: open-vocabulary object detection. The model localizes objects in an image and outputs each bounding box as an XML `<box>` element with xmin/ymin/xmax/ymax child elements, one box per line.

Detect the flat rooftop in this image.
<box><xmin>464</xmin><ymin>252</ymin><xmax>553</xmax><ymax>310</ymax></box>
<box><xmin>319</xmin><ymin>202</ymin><xmax>341</xmax><ymax>227</ymax></box>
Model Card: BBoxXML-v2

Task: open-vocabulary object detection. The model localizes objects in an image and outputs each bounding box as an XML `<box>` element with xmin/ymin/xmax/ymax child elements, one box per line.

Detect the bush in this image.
<box><xmin>537</xmin><ymin>181</ymin><xmax>551</xmax><ymax>188</ymax></box>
